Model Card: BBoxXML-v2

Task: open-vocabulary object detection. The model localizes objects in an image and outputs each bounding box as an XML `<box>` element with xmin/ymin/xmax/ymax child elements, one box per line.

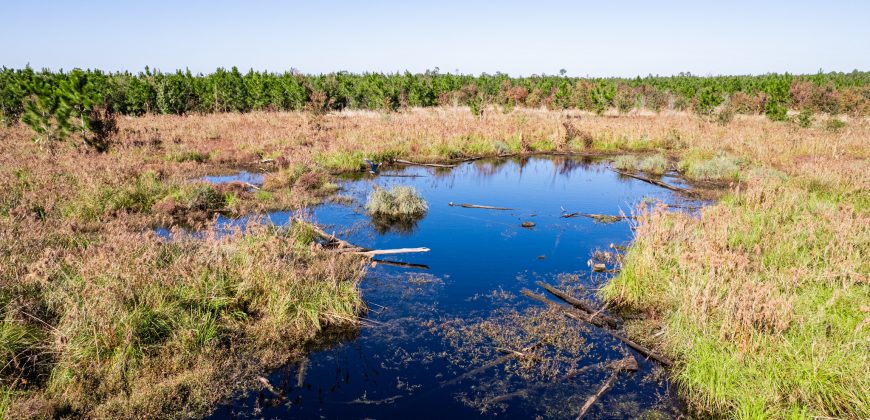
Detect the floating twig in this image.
<box><xmin>449</xmin><ymin>202</ymin><xmax>514</xmax><ymax>210</ymax></box>
<box><xmin>346</xmin><ymin>392</ymin><xmax>403</xmax><ymax>405</ymax></box>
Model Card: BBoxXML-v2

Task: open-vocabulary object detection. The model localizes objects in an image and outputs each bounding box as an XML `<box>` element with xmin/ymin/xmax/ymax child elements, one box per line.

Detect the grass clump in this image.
<box><xmin>315</xmin><ymin>150</ymin><xmax>364</xmax><ymax>172</ymax></box>
<box><xmin>612</xmin><ymin>155</ymin><xmax>640</xmax><ymax>171</ymax></box>
<box><xmin>637</xmin><ymin>154</ymin><xmax>669</xmax><ymax>175</ymax></box>
<box><xmin>679</xmin><ymin>153</ymin><xmax>742</xmax><ymax>181</ymax></box>
<box><xmin>167</xmin><ymin>150</ymin><xmax>210</xmax><ymax>163</ymax></box>
<box><xmin>602</xmin><ymin>178</ymin><xmax>870</xmax><ymax>418</ymax></box>
<box><xmin>365</xmin><ymin>186</ymin><xmax>428</xmax><ymax>219</ymax></box>
<box><xmin>612</xmin><ymin>154</ymin><xmax>669</xmax><ymax>175</ymax></box>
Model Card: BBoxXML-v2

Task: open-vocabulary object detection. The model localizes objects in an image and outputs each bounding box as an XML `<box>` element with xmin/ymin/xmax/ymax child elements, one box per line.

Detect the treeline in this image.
<box><xmin>2</xmin><ymin>67</ymin><xmax>869</xmax><ymax>124</ymax></box>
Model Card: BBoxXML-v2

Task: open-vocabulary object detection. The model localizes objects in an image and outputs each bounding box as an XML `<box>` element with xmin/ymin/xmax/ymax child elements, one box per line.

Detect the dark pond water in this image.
<box><xmin>202</xmin><ymin>157</ymin><xmax>703</xmax><ymax>419</ymax></box>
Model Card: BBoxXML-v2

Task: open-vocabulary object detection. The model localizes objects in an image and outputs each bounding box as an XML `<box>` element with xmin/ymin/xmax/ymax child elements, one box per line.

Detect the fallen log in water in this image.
<box><xmin>613</xmin><ymin>170</ymin><xmax>694</xmax><ymax>195</ymax></box>
<box><xmin>448</xmin><ymin>202</ymin><xmax>514</xmax><ymax>210</ymax></box>
<box><xmin>293</xmin><ymin>218</ymin><xmax>429</xmax><ymax>258</ymax></box>
<box><xmin>348</xmin><ymin>247</ymin><xmax>430</xmax><ymax>257</ymax></box>
<box><xmin>522</xmin><ymin>289</ymin><xmax>672</xmax><ymax>366</ymax></box>
<box><xmin>561</xmin><ymin>212</ymin><xmax>632</xmax><ymax>223</ymax></box>
<box><xmin>536</xmin><ymin>281</ymin><xmax>619</xmax><ymax>329</ymax></box>
<box><xmin>576</xmin><ymin>355</ymin><xmax>638</xmax><ymax>419</ymax></box>
<box><xmin>393</xmin><ymin>159</ymin><xmax>456</xmax><ymax>168</ymax></box>
<box><xmin>294</xmin><ymin>217</ymin><xmax>362</xmax><ymax>250</ymax></box>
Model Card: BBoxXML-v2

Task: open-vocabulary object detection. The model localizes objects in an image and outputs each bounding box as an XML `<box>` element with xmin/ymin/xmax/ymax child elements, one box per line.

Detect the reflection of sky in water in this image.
<box><xmin>198</xmin><ymin>170</ymin><xmax>264</xmax><ymax>186</ymax></box>
<box><xmin>192</xmin><ymin>157</ymin><xmax>700</xmax><ymax>419</ymax></box>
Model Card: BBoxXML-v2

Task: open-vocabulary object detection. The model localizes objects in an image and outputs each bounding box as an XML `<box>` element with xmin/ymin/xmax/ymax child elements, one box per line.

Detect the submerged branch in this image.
<box><xmin>521</xmin><ymin>289</ymin><xmax>672</xmax><ymax>366</ymax></box>
<box><xmin>613</xmin><ymin>170</ymin><xmax>694</xmax><ymax>195</ymax></box>
<box><xmin>536</xmin><ymin>281</ymin><xmax>619</xmax><ymax>328</ymax></box>
<box><xmin>576</xmin><ymin>356</ymin><xmax>638</xmax><ymax>419</ymax></box>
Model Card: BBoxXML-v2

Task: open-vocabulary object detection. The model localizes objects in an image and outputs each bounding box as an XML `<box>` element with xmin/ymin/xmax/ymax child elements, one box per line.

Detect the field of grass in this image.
<box><xmin>1</xmin><ymin>105</ymin><xmax>867</xmax><ymax>418</ymax></box>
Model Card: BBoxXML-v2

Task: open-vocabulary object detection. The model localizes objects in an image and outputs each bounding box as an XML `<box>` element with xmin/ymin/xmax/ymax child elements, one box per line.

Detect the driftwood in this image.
<box><xmin>440</xmin><ymin>341</ymin><xmax>544</xmax><ymax>388</ymax></box>
<box><xmin>393</xmin><ymin>159</ymin><xmax>456</xmax><ymax>168</ymax></box>
<box><xmin>448</xmin><ymin>202</ymin><xmax>514</xmax><ymax>211</ymax></box>
<box><xmin>348</xmin><ymin>247</ymin><xmax>430</xmax><ymax>257</ymax></box>
<box><xmin>295</xmin><ymin>218</ymin><xmax>361</xmax><ymax>250</ymax></box>
<box><xmin>613</xmin><ymin>170</ymin><xmax>693</xmax><ymax>195</ymax></box>
<box><xmin>576</xmin><ymin>356</ymin><xmax>638</xmax><ymax>419</ymax></box>
<box><xmin>522</xmin><ymin>290</ymin><xmax>672</xmax><ymax>367</ymax></box>
<box><xmin>536</xmin><ymin>282</ymin><xmax>619</xmax><ymax>329</ymax></box>
<box><xmin>294</xmin><ymin>218</ymin><xmax>430</xmax><ymax>258</ymax></box>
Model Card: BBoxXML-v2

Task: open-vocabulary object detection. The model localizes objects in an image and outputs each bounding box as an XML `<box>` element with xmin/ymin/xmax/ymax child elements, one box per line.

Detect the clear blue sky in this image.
<box><xmin>2</xmin><ymin>0</ymin><xmax>868</xmax><ymax>77</ymax></box>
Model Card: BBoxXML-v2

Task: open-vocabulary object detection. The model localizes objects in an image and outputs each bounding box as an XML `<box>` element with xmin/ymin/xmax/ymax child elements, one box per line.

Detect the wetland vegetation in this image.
<box><xmin>0</xmin><ymin>68</ymin><xmax>867</xmax><ymax>418</ymax></box>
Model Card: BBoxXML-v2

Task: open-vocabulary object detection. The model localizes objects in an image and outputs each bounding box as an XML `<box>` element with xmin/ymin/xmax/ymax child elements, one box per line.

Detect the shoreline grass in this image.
<box><xmin>602</xmin><ymin>177</ymin><xmax>869</xmax><ymax>417</ymax></box>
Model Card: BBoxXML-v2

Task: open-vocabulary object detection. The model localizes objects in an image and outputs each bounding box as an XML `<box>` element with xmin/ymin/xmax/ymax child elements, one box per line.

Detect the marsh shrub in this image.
<box><xmin>365</xmin><ymin>186</ymin><xmax>427</xmax><ymax>219</ymax></box>
<box><xmin>825</xmin><ymin>118</ymin><xmax>847</xmax><ymax>132</ymax></box>
<box><xmin>797</xmin><ymin>108</ymin><xmax>814</xmax><ymax>128</ymax></box>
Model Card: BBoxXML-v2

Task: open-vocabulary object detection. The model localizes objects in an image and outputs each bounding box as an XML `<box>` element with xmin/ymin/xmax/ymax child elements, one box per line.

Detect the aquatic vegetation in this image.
<box><xmin>365</xmin><ymin>186</ymin><xmax>428</xmax><ymax>219</ymax></box>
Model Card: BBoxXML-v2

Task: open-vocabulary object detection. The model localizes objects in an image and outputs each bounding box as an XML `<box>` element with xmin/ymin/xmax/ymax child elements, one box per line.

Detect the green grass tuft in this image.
<box><xmin>365</xmin><ymin>186</ymin><xmax>428</xmax><ymax>218</ymax></box>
